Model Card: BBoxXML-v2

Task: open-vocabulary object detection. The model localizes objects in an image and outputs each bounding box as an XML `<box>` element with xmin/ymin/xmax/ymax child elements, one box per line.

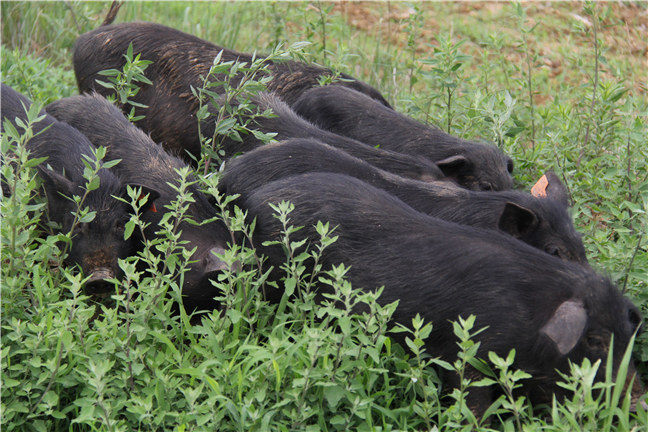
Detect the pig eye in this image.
<box><xmin>628</xmin><ymin>308</ymin><xmax>643</xmax><ymax>333</ymax></box>
<box><xmin>585</xmin><ymin>334</ymin><xmax>607</xmax><ymax>352</ymax></box>
<box><xmin>545</xmin><ymin>245</ymin><xmax>566</xmax><ymax>258</ymax></box>
<box><xmin>506</xmin><ymin>159</ymin><xmax>514</xmax><ymax>174</ymax></box>
<box><xmin>479</xmin><ymin>182</ymin><xmax>494</xmax><ymax>191</ymax></box>
<box><xmin>114</xmin><ymin>220</ymin><xmax>126</xmax><ymax>233</ymax></box>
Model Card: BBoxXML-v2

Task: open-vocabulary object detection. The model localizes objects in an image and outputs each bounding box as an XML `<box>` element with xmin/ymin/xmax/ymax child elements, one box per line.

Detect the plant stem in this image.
<box><xmin>446</xmin><ymin>87</ymin><xmax>453</xmax><ymax>133</ymax></box>
<box><xmin>579</xmin><ymin>8</ymin><xmax>599</xmax><ymax>167</ymax></box>
<box><xmin>621</xmin><ymin>233</ymin><xmax>643</xmax><ymax>294</ymax></box>
<box><xmin>317</xmin><ymin>1</ymin><xmax>327</xmax><ymax>62</ymax></box>
<box><xmin>124</xmin><ymin>278</ymin><xmax>135</xmax><ymax>392</ymax></box>
<box><xmin>522</xmin><ymin>32</ymin><xmax>536</xmax><ymax>148</ymax></box>
<box><xmin>28</xmin><ymin>288</ymin><xmax>79</xmax><ymax>416</ymax></box>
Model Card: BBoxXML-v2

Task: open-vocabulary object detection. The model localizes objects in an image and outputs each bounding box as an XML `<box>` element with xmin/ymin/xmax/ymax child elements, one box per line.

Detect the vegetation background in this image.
<box><xmin>1</xmin><ymin>1</ymin><xmax>647</xmax><ymax>431</ymax></box>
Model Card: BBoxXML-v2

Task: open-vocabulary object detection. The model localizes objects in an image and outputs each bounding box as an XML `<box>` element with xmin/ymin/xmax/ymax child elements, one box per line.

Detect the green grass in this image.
<box><xmin>1</xmin><ymin>1</ymin><xmax>647</xmax><ymax>430</ymax></box>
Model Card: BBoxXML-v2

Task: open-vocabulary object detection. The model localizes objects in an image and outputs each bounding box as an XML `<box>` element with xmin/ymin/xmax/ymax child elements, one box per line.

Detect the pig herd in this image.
<box><xmin>2</xmin><ymin>20</ymin><xmax>645</xmax><ymax>415</ymax></box>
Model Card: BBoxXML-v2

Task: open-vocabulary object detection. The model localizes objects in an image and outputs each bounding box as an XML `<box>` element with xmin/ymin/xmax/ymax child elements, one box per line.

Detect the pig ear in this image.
<box><xmin>540</xmin><ymin>300</ymin><xmax>587</xmax><ymax>355</ymax></box>
<box><xmin>532</xmin><ymin>171</ymin><xmax>570</xmax><ymax>207</ymax></box>
<box><xmin>544</xmin><ymin>171</ymin><xmax>570</xmax><ymax>207</ymax></box>
<box><xmin>498</xmin><ymin>202</ymin><xmax>539</xmax><ymax>238</ymax></box>
<box><xmin>435</xmin><ymin>155</ymin><xmax>471</xmax><ymax>179</ymax></box>
<box><xmin>37</xmin><ymin>167</ymin><xmax>75</xmax><ymax>212</ymax></box>
<box><xmin>121</xmin><ymin>184</ymin><xmax>161</xmax><ymax>213</ymax></box>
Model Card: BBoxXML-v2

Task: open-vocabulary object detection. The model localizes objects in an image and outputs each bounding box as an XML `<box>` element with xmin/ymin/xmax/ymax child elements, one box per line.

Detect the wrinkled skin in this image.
<box><xmin>46</xmin><ymin>93</ymin><xmax>232</xmax><ymax>312</ymax></box>
<box><xmin>293</xmin><ymin>85</ymin><xmax>515</xmax><ymax>191</ymax></box>
<box><xmin>1</xmin><ymin>83</ymin><xmax>146</xmax><ymax>292</ymax></box>
<box><xmin>242</xmin><ymin>172</ymin><xmax>643</xmax><ymax>414</ymax></box>
<box><xmin>220</xmin><ymin>138</ymin><xmax>587</xmax><ymax>263</ymax></box>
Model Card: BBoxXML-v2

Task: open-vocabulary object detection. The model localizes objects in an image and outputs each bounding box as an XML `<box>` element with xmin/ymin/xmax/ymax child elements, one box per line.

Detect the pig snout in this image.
<box><xmin>632</xmin><ymin>397</ymin><xmax>648</xmax><ymax>413</ymax></box>
<box><xmin>628</xmin><ymin>365</ymin><xmax>647</xmax><ymax>413</ymax></box>
<box><xmin>85</xmin><ymin>267</ymin><xmax>116</xmax><ymax>293</ymax></box>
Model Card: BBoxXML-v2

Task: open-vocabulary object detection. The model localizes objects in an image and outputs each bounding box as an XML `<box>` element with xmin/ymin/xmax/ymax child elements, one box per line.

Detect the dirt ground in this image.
<box><xmin>332</xmin><ymin>1</ymin><xmax>647</xmax><ymax>98</ymax></box>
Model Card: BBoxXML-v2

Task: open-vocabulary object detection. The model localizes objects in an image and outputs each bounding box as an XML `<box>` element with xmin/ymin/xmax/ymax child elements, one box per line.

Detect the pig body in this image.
<box><xmin>220</xmin><ymin>138</ymin><xmax>586</xmax><ymax>263</ymax></box>
<box><xmin>243</xmin><ymin>172</ymin><xmax>643</xmax><ymax>413</ymax></box>
<box><xmin>218</xmin><ymin>93</ymin><xmax>445</xmax><ymax>182</ymax></box>
<box><xmin>46</xmin><ymin>93</ymin><xmax>231</xmax><ymax>312</ymax></box>
<box><xmin>1</xmin><ymin>84</ymin><xmax>144</xmax><ymax>292</ymax></box>
<box><xmin>293</xmin><ymin>85</ymin><xmax>515</xmax><ymax>191</ymax></box>
<box><xmin>72</xmin><ymin>22</ymin><xmax>396</xmax><ymax>162</ymax></box>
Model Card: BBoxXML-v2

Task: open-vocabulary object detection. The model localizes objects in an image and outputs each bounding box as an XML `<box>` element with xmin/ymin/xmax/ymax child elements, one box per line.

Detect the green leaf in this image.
<box><xmin>214</xmin><ymin>117</ymin><xmax>237</xmax><ymax>135</ymax></box>
<box><xmin>102</xmin><ymin>158</ymin><xmax>121</xmax><ymax>169</ymax></box>
<box><xmin>97</xmin><ymin>69</ymin><xmax>121</xmax><ymax>77</ymax></box>
<box><xmin>323</xmin><ymin>385</ymin><xmax>345</xmax><ymax>409</ymax></box>
<box><xmin>284</xmin><ymin>278</ymin><xmax>296</xmax><ymax>297</ymax></box>
<box><xmin>86</xmin><ymin>176</ymin><xmax>100</xmax><ymax>192</ymax></box>
<box><xmin>227</xmin><ymin>309</ymin><xmax>243</xmax><ymax>324</ymax></box>
<box><xmin>78</xmin><ymin>211</ymin><xmax>96</xmax><ymax>223</ymax></box>
<box><xmin>124</xmin><ymin>219</ymin><xmax>135</xmax><ymax>240</ymax></box>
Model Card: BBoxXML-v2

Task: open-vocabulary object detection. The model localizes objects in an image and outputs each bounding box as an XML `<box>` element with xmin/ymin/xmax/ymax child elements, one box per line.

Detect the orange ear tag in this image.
<box><xmin>138</xmin><ymin>193</ymin><xmax>157</xmax><ymax>212</ymax></box>
<box><xmin>531</xmin><ymin>175</ymin><xmax>548</xmax><ymax>198</ymax></box>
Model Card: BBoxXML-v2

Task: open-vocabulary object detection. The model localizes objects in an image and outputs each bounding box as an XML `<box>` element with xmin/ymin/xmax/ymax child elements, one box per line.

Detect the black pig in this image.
<box><xmin>243</xmin><ymin>172</ymin><xmax>644</xmax><ymax>414</ymax></box>
<box><xmin>46</xmin><ymin>93</ymin><xmax>232</xmax><ymax>312</ymax></box>
<box><xmin>293</xmin><ymin>85</ymin><xmax>515</xmax><ymax>191</ymax></box>
<box><xmin>220</xmin><ymin>138</ymin><xmax>586</xmax><ymax>263</ymax></box>
<box><xmin>72</xmin><ymin>22</ymin><xmax>391</xmax><ymax>160</ymax></box>
<box><xmin>1</xmin><ymin>84</ymin><xmax>157</xmax><ymax>292</ymax></box>
<box><xmin>214</xmin><ymin>93</ymin><xmax>445</xmax><ymax>182</ymax></box>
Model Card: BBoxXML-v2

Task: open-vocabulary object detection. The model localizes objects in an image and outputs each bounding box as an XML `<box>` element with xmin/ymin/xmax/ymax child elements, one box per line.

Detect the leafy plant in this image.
<box><xmin>95</xmin><ymin>42</ymin><xmax>153</xmax><ymax>122</ymax></box>
<box><xmin>513</xmin><ymin>2</ymin><xmax>540</xmax><ymax>147</ymax></box>
<box><xmin>422</xmin><ymin>33</ymin><xmax>471</xmax><ymax>133</ymax></box>
<box><xmin>190</xmin><ymin>42</ymin><xmax>309</xmax><ymax>174</ymax></box>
